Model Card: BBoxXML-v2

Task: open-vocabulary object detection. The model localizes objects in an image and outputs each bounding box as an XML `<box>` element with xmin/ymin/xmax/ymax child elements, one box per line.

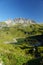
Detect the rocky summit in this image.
<box><xmin>5</xmin><ymin>18</ymin><xmax>36</xmax><ymax>26</ymax></box>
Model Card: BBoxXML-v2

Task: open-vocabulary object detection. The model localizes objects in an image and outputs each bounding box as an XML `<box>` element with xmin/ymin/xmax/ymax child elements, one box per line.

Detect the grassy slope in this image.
<box><xmin>0</xmin><ymin>23</ymin><xmax>43</xmax><ymax>65</ymax></box>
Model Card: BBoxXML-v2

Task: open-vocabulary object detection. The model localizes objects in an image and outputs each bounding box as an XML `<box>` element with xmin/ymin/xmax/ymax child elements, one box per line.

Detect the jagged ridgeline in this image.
<box><xmin>0</xmin><ymin>18</ymin><xmax>43</xmax><ymax>65</ymax></box>
<box><xmin>0</xmin><ymin>18</ymin><xmax>36</xmax><ymax>26</ymax></box>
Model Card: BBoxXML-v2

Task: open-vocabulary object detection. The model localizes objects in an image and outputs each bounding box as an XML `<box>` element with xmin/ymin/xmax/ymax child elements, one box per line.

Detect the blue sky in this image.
<box><xmin>0</xmin><ymin>0</ymin><xmax>43</xmax><ymax>23</ymax></box>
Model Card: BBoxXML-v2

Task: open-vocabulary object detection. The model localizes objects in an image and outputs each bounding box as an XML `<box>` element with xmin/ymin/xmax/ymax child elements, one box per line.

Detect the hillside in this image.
<box><xmin>0</xmin><ymin>18</ymin><xmax>43</xmax><ymax>65</ymax></box>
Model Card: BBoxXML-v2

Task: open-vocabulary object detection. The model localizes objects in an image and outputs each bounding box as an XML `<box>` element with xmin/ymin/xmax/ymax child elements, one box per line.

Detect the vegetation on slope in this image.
<box><xmin>0</xmin><ymin>23</ymin><xmax>43</xmax><ymax>65</ymax></box>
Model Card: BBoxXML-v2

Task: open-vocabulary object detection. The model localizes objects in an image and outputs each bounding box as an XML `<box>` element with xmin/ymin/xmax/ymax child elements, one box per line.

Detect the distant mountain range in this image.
<box><xmin>13</xmin><ymin>18</ymin><xmax>36</xmax><ymax>24</ymax></box>
<box><xmin>0</xmin><ymin>18</ymin><xmax>43</xmax><ymax>27</ymax></box>
<box><xmin>5</xmin><ymin>18</ymin><xmax>36</xmax><ymax>26</ymax></box>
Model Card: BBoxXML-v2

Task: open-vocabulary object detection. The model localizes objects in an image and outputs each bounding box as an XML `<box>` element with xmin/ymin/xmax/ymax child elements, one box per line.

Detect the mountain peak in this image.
<box><xmin>5</xmin><ymin>18</ymin><xmax>36</xmax><ymax>26</ymax></box>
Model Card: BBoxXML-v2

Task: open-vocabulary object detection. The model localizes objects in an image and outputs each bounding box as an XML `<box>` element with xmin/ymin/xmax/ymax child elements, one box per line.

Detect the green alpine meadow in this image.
<box><xmin>0</xmin><ymin>18</ymin><xmax>43</xmax><ymax>65</ymax></box>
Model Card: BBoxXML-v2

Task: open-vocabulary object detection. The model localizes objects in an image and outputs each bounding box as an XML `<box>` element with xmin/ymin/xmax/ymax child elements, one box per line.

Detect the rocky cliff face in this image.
<box><xmin>14</xmin><ymin>18</ymin><xmax>36</xmax><ymax>24</ymax></box>
<box><xmin>5</xmin><ymin>18</ymin><xmax>36</xmax><ymax>26</ymax></box>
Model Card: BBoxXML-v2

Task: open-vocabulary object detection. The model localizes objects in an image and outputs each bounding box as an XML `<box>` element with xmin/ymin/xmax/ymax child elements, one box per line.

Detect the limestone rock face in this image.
<box><xmin>5</xmin><ymin>18</ymin><xmax>36</xmax><ymax>26</ymax></box>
